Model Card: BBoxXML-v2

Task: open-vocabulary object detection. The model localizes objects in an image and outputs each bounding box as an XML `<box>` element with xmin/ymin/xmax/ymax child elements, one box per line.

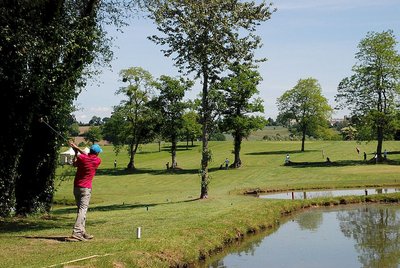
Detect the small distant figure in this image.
<box><xmin>374</xmin><ymin>153</ymin><xmax>378</xmax><ymax>163</ymax></box>
<box><xmin>322</xmin><ymin>150</ymin><xmax>325</xmax><ymax>159</ymax></box>
<box><xmin>225</xmin><ymin>158</ymin><xmax>230</xmax><ymax>170</ymax></box>
<box><xmin>384</xmin><ymin>149</ymin><xmax>387</xmax><ymax>159</ymax></box>
<box><xmin>356</xmin><ymin>147</ymin><xmax>360</xmax><ymax>154</ymax></box>
<box><xmin>166</xmin><ymin>162</ymin><xmax>170</xmax><ymax>170</ymax></box>
<box><xmin>114</xmin><ymin>159</ymin><xmax>117</xmax><ymax>169</ymax></box>
<box><xmin>363</xmin><ymin>152</ymin><xmax>367</xmax><ymax>161</ymax></box>
<box><xmin>326</xmin><ymin>157</ymin><xmax>331</xmax><ymax>163</ymax></box>
<box><xmin>285</xmin><ymin>154</ymin><xmax>290</xmax><ymax>164</ymax></box>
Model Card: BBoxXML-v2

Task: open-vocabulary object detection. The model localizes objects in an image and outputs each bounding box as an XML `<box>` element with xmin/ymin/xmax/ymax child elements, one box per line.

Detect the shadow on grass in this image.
<box><xmin>96</xmin><ymin>166</ymin><xmax>221</xmax><ymax>176</ymax></box>
<box><xmin>285</xmin><ymin>158</ymin><xmax>400</xmax><ymax>168</ymax></box>
<box><xmin>161</xmin><ymin>144</ymin><xmax>199</xmax><ymax>152</ymax></box>
<box><xmin>2</xmin><ymin>199</ymin><xmax>200</xmax><ymax>234</ymax></box>
<box><xmin>246</xmin><ymin>149</ymin><xmax>317</xmax><ymax>156</ymax></box>
<box><xmin>24</xmin><ymin>235</ymin><xmax>72</xmax><ymax>242</ymax></box>
<box><xmin>0</xmin><ymin>216</ymin><xmax>71</xmax><ymax>233</ymax></box>
<box><xmin>52</xmin><ymin>198</ymin><xmax>200</xmax><ymax>215</ymax></box>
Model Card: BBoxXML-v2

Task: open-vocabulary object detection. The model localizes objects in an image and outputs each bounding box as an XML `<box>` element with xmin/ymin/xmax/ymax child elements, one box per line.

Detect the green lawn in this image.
<box><xmin>1</xmin><ymin>140</ymin><xmax>400</xmax><ymax>267</ymax></box>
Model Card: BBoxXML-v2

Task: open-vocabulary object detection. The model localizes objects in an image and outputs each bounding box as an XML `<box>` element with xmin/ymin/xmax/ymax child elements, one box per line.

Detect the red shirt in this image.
<box><xmin>74</xmin><ymin>153</ymin><xmax>101</xmax><ymax>189</ymax></box>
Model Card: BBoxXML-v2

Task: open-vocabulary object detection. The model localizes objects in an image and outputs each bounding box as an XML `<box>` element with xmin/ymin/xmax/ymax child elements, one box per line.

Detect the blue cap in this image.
<box><xmin>90</xmin><ymin>144</ymin><xmax>102</xmax><ymax>154</ymax></box>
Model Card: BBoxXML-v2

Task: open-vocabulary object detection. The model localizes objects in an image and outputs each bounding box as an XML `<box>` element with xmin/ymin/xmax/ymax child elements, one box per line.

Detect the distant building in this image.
<box><xmin>329</xmin><ymin>116</ymin><xmax>349</xmax><ymax>127</ymax></box>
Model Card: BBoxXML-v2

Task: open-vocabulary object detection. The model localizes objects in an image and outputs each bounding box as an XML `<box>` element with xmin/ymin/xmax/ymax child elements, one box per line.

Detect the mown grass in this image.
<box><xmin>1</xmin><ymin>139</ymin><xmax>400</xmax><ymax>267</ymax></box>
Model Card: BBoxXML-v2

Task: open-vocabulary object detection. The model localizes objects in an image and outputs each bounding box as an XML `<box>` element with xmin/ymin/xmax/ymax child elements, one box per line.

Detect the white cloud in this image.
<box><xmin>275</xmin><ymin>0</ymin><xmax>398</xmax><ymax>11</ymax></box>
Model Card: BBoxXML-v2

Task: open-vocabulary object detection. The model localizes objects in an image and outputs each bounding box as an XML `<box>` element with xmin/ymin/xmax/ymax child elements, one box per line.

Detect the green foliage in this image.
<box><xmin>0</xmin><ymin>0</ymin><xmax>122</xmax><ymax>216</ymax></box>
<box><xmin>152</xmin><ymin>75</ymin><xmax>193</xmax><ymax>167</ymax></box>
<box><xmin>83</xmin><ymin>126</ymin><xmax>102</xmax><ymax>144</ymax></box>
<box><xmin>68</xmin><ymin>122</ymin><xmax>80</xmax><ymax>137</ymax></box>
<box><xmin>182</xmin><ymin>109</ymin><xmax>202</xmax><ymax>145</ymax></box>
<box><xmin>277</xmin><ymin>78</ymin><xmax>333</xmax><ymax>151</ymax></box>
<box><xmin>89</xmin><ymin>116</ymin><xmax>102</xmax><ymax>126</ymax></box>
<box><xmin>341</xmin><ymin>126</ymin><xmax>358</xmax><ymax>140</ymax></box>
<box><xmin>336</xmin><ymin>30</ymin><xmax>400</xmax><ymax>159</ymax></box>
<box><xmin>209</xmin><ymin>131</ymin><xmax>226</xmax><ymax>141</ymax></box>
<box><xmin>217</xmin><ymin>64</ymin><xmax>267</xmax><ymax>167</ymax></box>
<box><xmin>114</xmin><ymin>67</ymin><xmax>160</xmax><ymax>169</ymax></box>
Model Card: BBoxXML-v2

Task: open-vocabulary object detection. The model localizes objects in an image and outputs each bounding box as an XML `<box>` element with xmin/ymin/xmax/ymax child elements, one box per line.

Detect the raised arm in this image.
<box><xmin>68</xmin><ymin>141</ymin><xmax>86</xmax><ymax>155</ymax></box>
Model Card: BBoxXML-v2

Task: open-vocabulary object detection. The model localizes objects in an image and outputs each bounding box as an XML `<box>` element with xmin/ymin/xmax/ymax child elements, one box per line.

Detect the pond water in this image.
<box><xmin>205</xmin><ymin>204</ymin><xmax>400</xmax><ymax>268</ymax></box>
<box><xmin>259</xmin><ymin>188</ymin><xmax>400</xmax><ymax>200</ymax></box>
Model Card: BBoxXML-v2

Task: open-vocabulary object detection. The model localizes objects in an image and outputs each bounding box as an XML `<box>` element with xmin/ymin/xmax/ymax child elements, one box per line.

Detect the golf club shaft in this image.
<box><xmin>41</xmin><ymin>119</ymin><xmax>69</xmax><ymax>141</ymax></box>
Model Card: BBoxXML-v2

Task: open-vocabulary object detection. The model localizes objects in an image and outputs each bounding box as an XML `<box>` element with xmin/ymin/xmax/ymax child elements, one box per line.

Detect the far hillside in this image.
<box><xmin>224</xmin><ymin>126</ymin><xmax>290</xmax><ymax>141</ymax></box>
<box><xmin>72</xmin><ymin>126</ymin><xmax>109</xmax><ymax>146</ymax></box>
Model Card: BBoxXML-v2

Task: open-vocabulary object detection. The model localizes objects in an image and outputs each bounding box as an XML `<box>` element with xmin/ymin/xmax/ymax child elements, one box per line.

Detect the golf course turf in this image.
<box><xmin>1</xmin><ymin>139</ymin><xmax>400</xmax><ymax>267</ymax></box>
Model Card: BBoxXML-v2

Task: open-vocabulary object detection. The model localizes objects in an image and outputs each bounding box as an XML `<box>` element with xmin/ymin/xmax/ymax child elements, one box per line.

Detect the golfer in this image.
<box><xmin>69</xmin><ymin>142</ymin><xmax>102</xmax><ymax>241</ymax></box>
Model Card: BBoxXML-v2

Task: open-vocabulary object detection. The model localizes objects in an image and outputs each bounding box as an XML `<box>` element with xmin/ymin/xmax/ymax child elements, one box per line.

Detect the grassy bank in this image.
<box><xmin>1</xmin><ymin>140</ymin><xmax>400</xmax><ymax>267</ymax></box>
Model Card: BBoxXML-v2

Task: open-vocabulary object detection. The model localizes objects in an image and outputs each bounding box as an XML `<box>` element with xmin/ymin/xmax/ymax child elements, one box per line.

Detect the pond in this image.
<box><xmin>204</xmin><ymin>204</ymin><xmax>400</xmax><ymax>268</ymax></box>
<box><xmin>259</xmin><ymin>188</ymin><xmax>400</xmax><ymax>200</ymax></box>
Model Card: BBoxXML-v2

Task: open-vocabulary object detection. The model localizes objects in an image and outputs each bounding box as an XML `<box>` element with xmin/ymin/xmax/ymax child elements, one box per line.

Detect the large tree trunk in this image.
<box><xmin>301</xmin><ymin>127</ymin><xmax>306</xmax><ymax>152</ymax></box>
<box><xmin>171</xmin><ymin>136</ymin><xmax>177</xmax><ymax>169</ymax></box>
<box><xmin>127</xmin><ymin>142</ymin><xmax>137</xmax><ymax>169</ymax></box>
<box><xmin>200</xmin><ymin>72</ymin><xmax>209</xmax><ymax>199</ymax></box>
<box><xmin>233</xmin><ymin>132</ymin><xmax>242</xmax><ymax>168</ymax></box>
<box><xmin>376</xmin><ymin>125</ymin><xmax>384</xmax><ymax>163</ymax></box>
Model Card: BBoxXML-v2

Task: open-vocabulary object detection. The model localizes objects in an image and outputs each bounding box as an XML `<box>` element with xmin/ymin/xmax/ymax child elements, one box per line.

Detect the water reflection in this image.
<box><xmin>337</xmin><ymin>206</ymin><xmax>400</xmax><ymax>268</ymax></box>
<box><xmin>260</xmin><ymin>188</ymin><xmax>400</xmax><ymax>200</ymax></box>
<box><xmin>207</xmin><ymin>205</ymin><xmax>400</xmax><ymax>268</ymax></box>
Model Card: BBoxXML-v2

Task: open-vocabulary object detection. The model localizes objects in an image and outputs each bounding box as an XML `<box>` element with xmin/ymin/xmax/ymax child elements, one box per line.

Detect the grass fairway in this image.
<box><xmin>1</xmin><ymin>140</ymin><xmax>400</xmax><ymax>267</ymax></box>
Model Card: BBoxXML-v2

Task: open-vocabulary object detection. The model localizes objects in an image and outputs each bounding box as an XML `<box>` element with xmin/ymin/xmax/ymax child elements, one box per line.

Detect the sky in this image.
<box><xmin>73</xmin><ymin>0</ymin><xmax>400</xmax><ymax>123</ymax></box>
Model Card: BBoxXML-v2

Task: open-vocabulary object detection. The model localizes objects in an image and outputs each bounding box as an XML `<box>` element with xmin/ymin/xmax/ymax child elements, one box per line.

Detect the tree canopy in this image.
<box><xmin>152</xmin><ymin>75</ymin><xmax>193</xmax><ymax>169</ymax></box>
<box><xmin>218</xmin><ymin>64</ymin><xmax>266</xmax><ymax>168</ymax></box>
<box><xmin>336</xmin><ymin>30</ymin><xmax>400</xmax><ymax>161</ymax></box>
<box><xmin>277</xmin><ymin>78</ymin><xmax>333</xmax><ymax>151</ymax></box>
<box><xmin>0</xmin><ymin>0</ymin><xmax>138</xmax><ymax>216</ymax></box>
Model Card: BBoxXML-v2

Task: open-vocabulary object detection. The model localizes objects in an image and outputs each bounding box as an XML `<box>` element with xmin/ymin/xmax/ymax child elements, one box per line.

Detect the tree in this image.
<box><xmin>101</xmin><ymin>111</ymin><xmax>129</xmax><ymax>155</ymax></box>
<box><xmin>0</xmin><ymin>0</ymin><xmax>131</xmax><ymax>216</ymax></box>
<box><xmin>84</xmin><ymin>126</ymin><xmax>102</xmax><ymax>144</ymax></box>
<box><xmin>117</xmin><ymin>67</ymin><xmax>159</xmax><ymax>170</ymax></box>
<box><xmin>277</xmin><ymin>78</ymin><xmax>333</xmax><ymax>151</ymax></box>
<box><xmin>89</xmin><ymin>116</ymin><xmax>102</xmax><ymax>126</ymax></box>
<box><xmin>153</xmin><ymin>75</ymin><xmax>193</xmax><ymax>169</ymax></box>
<box><xmin>219</xmin><ymin>64</ymin><xmax>267</xmax><ymax>168</ymax></box>
<box><xmin>148</xmin><ymin>0</ymin><xmax>274</xmax><ymax>198</ymax></box>
<box><xmin>336</xmin><ymin>30</ymin><xmax>400</xmax><ymax>162</ymax></box>
<box><xmin>337</xmin><ymin>206</ymin><xmax>400</xmax><ymax>267</ymax></box>
<box><xmin>182</xmin><ymin>109</ymin><xmax>202</xmax><ymax>149</ymax></box>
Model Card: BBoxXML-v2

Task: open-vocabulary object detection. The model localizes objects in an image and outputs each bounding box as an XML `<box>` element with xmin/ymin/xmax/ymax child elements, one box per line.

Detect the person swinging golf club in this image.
<box><xmin>69</xmin><ymin>141</ymin><xmax>102</xmax><ymax>241</ymax></box>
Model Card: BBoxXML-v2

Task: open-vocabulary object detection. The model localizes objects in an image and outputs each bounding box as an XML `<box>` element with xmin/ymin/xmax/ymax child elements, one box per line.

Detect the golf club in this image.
<box><xmin>39</xmin><ymin>117</ymin><xmax>70</xmax><ymax>141</ymax></box>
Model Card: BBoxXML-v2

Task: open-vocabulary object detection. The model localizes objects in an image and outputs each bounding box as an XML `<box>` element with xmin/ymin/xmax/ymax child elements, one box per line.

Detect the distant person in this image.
<box><xmin>69</xmin><ymin>142</ymin><xmax>102</xmax><ymax>242</ymax></box>
<box><xmin>166</xmin><ymin>162</ymin><xmax>170</xmax><ymax>170</ymax></box>
<box><xmin>326</xmin><ymin>157</ymin><xmax>331</xmax><ymax>163</ymax></box>
<box><xmin>356</xmin><ymin>147</ymin><xmax>360</xmax><ymax>154</ymax></box>
<box><xmin>114</xmin><ymin>159</ymin><xmax>117</xmax><ymax>169</ymax></box>
<box><xmin>285</xmin><ymin>154</ymin><xmax>290</xmax><ymax>164</ymax></box>
<box><xmin>363</xmin><ymin>152</ymin><xmax>367</xmax><ymax>161</ymax></box>
<box><xmin>225</xmin><ymin>158</ymin><xmax>230</xmax><ymax>170</ymax></box>
<box><xmin>384</xmin><ymin>149</ymin><xmax>387</xmax><ymax>159</ymax></box>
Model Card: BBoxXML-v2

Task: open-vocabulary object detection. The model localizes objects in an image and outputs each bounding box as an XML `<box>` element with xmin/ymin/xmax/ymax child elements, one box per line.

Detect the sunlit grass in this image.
<box><xmin>1</xmin><ymin>139</ymin><xmax>400</xmax><ymax>267</ymax></box>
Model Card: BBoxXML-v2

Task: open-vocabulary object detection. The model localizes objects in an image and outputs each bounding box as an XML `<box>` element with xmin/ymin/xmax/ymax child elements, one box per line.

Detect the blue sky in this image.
<box><xmin>73</xmin><ymin>0</ymin><xmax>400</xmax><ymax>123</ymax></box>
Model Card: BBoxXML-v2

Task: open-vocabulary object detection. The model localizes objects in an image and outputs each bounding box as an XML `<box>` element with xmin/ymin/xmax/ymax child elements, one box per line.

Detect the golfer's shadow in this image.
<box><xmin>24</xmin><ymin>235</ymin><xmax>74</xmax><ymax>242</ymax></box>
